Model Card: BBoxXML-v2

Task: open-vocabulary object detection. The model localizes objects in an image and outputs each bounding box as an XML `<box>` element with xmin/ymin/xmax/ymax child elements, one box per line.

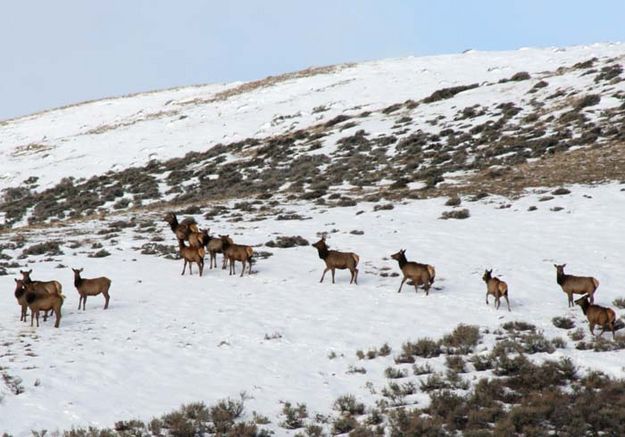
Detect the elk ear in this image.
<box><xmin>14</xmin><ymin>278</ymin><xmax>18</xmax><ymax>283</ymax></box>
<box><xmin>553</xmin><ymin>264</ymin><xmax>558</xmax><ymax>268</ymax></box>
<box><xmin>79</xmin><ymin>268</ymin><xmax>84</xmax><ymax>273</ymax></box>
<box><xmin>563</xmin><ymin>263</ymin><xmax>566</xmax><ymax>268</ymax></box>
<box><xmin>27</xmin><ymin>269</ymin><xmax>32</xmax><ymax>274</ymax></box>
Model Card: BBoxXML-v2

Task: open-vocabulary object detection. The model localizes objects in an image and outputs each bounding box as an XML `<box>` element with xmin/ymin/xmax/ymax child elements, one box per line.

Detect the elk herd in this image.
<box><xmin>6</xmin><ymin>211</ymin><xmax>619</xmax><ymax>340</ymax></box>
<box><xmin>12</xmin><ymin>268</ymin><xmax>111</xmax><ymax>329</ymax></box>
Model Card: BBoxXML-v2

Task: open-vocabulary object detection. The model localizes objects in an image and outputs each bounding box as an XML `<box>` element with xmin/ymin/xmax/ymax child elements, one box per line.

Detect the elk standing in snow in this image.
<box><xmin>72</xmin><ymin>268</ymin><xmax>112</xmax><ymax>310</ymax></box>
<box><xmin>482</xmin><ymin>269</ymin><xmax>510</xmax><ymax>311</ymax></box>
<box><xmin>178</xmin><ymin>240</ymin><xmax>205</xmax><ymax>276</ymax></box>
<box><xmin>312</xmin><ymin>237</ymin><xmax>359</xmax><ymax>284</ymax></box>
<box><xmin>164</xmin><ymin>212</ymin><xmax>198</xmax><ymax>242</ymax></box>
<box><xmin>390</xmin><ymin>249</ymin><xmax>435</xmax><ymax>295</ymax></box>
<box><xmin>554</xmin><ymin>264</ymin><xmax>599</xmax><ymax>307</ymax></box>
<box><xmin>221</xmin><ymin>235</ymin><xmax>254</xmax><ymax>277</ymax></box>
<box><xmin>575</xmin><ymin>295</ymin><xmax>616</xmax><ymax>339</ymax></box>
<box><xmin>13</xmin><ymin>279</ymin><xmax>28</xmax><ymax>322</ymax></box>
<box><xmin>24</xmin><ymin>282</ymin><xmax>64</xmax><ymax>328</ymax></box>
<box><xmin>207</xmin><ymin>234</ymin><xmax>229</xmax><ymax>270</ymax></box>
<box><xmin>19</xmin><ymin>270</ymin><xmax>62</xmax><ymax>320</ymax></box>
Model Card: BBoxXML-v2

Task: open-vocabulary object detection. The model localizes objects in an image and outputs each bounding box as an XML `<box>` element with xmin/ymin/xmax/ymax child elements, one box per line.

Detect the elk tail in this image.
<box><xmin>427</xmin><ymin>265</ymin><xmax>436</xmax><ymax>284</ymax></box>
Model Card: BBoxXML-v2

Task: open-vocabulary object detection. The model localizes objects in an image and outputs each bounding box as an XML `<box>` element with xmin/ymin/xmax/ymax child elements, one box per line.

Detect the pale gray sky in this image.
<box><xmin>1</xmin><ymin>0</ymin><xmax>624</xmax><ymax>120</ymax></box>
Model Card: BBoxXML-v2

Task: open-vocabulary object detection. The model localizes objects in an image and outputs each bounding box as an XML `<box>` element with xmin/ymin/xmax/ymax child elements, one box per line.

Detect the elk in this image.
<box><xmin>554</xmin><ymin>264</ymin><xmax>599</xmax><ymax>307</ymax></box>
<box><xmin>20</xmin><ymin>269</ymin><xmax>62</xmax><ymax>294</ymax></box>
<box><xmin>575</xmin><ymin>295</ymin><xmax>616</xmax><ymax>339</ymax></box>
<box><xmin>312</xmin><ymin>237</ymin><xmax>359</xmax><ymax>284</ymax></box>
<box><xmin>221</xmin><ymin>235</ymin><xmax>253</xmax><ymax>277</ymax></box>
<box><xmin>482</xmin><ymin>269</ymin><xmax>510</xmax><ymax>311</ymax></box>
<box><xmin>13</xmin><ymin>279</ymin><xmax>28</xmax><ymax>322</ymax></box>
<box><xmin>19</xmin><ymin>269</ymin><xmax>62</xmax><ymax>320</ymax></box>
<box><xmin>164</xmin><ymin>212</ymin><xmax>198</xmax><ymax>242</ymax></box>
<box><xmin>178</xmin><ymin>239</ymin><xmax>205</xmax><ymax>276</ymax></box>
<box><xmin>207</xmin><ymin>234</ymin><xmax>229</xmax><ymax>269</ymax></box>
<box><xmin>390</xmin><ymin>249</ymin><xmax>435</xmax><ymax>295</ymax></box>
<box><xmin>24</xmin><ymin>282</ymin><xmax>64</xmax><ymax>328</ymax></box>
<box><xmin>72</xmin><ymin>268</ymin><xmax>112</xmax><ymax>310</ymax></box>
<box><xmin>188</xmin><ymin>228</ymin><xmax>210</xmax><ymax>253</ymax></box>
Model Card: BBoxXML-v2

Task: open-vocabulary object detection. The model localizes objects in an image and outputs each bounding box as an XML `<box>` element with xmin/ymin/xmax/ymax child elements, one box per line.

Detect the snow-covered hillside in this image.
<box><xmin>1</xmin><ymin>44</ymin><xmax>625</xmax><ymax>435</ymax></box>
<box><xmin>0</xmin><ymin>43</ymin><xmax>624</xmax><ymax>194</ymax></box>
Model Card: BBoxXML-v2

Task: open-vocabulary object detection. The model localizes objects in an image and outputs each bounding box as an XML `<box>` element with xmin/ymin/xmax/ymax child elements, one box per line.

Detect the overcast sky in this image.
<box><xmin>1</xmin><ymin>0</ymin><xmax>624</xmax><ymax>120</ymax></box>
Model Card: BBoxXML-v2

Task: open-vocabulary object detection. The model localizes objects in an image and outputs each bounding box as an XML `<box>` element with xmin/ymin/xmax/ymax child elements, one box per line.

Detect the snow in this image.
<box><xmin>1</xmin><ymin>43</ymin><xmax>625</xmax><ymax>192</ymax></box>
<box><xmin>0</xmin><ymin>182</ymin><xmax>624</xmax><ymax>434</ymax></box>
<box><xmin>1</xmin><ymin>43</ymin><xmax>625</xmax><ymax>434</ymax></box>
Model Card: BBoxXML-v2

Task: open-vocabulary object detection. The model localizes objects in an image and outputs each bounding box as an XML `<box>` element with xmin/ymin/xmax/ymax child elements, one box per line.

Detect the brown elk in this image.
<box><xmin>554</xmin><ymin>264</ymin><xmax>599</xmax><ymax>307</ymax></box>
<box><xmin>221</xmin><ymin>235</ymin><xmax>253</xmax><ymax>277</ymax></box>
<box><xmin>24</xmin><ymin>282</ymin><xmax>64</xmax><ymax>328</ymax></box>
<box><xmin>164</xmin><ymin>212</ymin><xmax>198</xmax><ymax>241</ymax></box>
<box><xmin>188</xmin><ymin>228</ymin><xmax>210</xmax><ymax>252</ymax></box>
<box><xmin>575</xmin><ymin>295</ymin><xmax>616</xmax><ymax>339</ymax></box>
<box><xmin>482</xmin><ymin>269</ymin><xmax>510</xmax><ymax>311</ymax></box>
<box><xmin>178</xmin><ymin>239</ymin><xmax>205</xmax><ymax>276</ymax></box>
<box><xmin>312</xmin><ymin>237</ymin><xmax>359</xmax><ymax>284</ymax></box>
<box><xmin>72</xmin><ymin>268</ymin><xmax>112</xmax><ymax>310</ymax></box>
<box><xmin>20</xmin><ymin>269</ymin><xmax>62</xmax><ymax>320</ymax></box>
<box><xmin>207</xmin><ymin>234</ymin><xmax>229</xmax><ymax>269</ymax></box>
<box><xmin>13</xmin><ymin>279</ymin><xmax>28</xmax><ymax>322</ymax></box>
<box><xmin>390</xmin><ymin>249</ymin><xmax>435</xmax><ymax>294</ymax></box>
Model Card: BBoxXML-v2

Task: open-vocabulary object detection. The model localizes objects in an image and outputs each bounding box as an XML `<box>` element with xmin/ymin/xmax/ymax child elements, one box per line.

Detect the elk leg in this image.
<box><xmin>589</xmin><ymin>292</ymin><xmax>595</xmax><ymax>304</ymax></box>
<box><xmin>103</xmin><ymin>292</ymin><xmax>110</xmax><ymax>309</ymax></box>
<box><xmin>331</xmin><ymin>269</ymin><xmax>335</xmax><ymax>284</ymax></box>
<box><xmin>485</xmin><ymin>292</ymin><xmax>489</xmax><ymax>305</ymax></box>
<box><xmin>83</xmin><ymin>296</ymin><xmax>87</xmax><ymax>311</ymax></box>
<box><xmin>249</xmin><ymin>259</ymin><xmax>253</xmax><ymax>275</ymax></box>
<box><xmin>590</xmin><ymin>322</ymin><xmax>595</xmax><ymax>336</ymax></box>
<box><xmin>199</xmin><ymin>259</ymin><xmax>204</xmax><ymax>277</ymax></box>
<box><xmin>505</xmin><ymin>295</ymin><xmax>511</xmax><ymax>312</ymax></box>
<box><xmin>222</xmin><ymin>255</ymin><xmax>227</xmax><ymax>270</ymax></box>
<box><xmin>30</xmin><ymin>309</ymin><xmax>35</xmax><ymax>327</ymax></box>
<box><xmin>182</xmin><ymin>260</ymin><xmax>187</xmax><ymax>275</ymax></box>
<box><xmin>189</xmin><ymin>262</ymin><xmax>193</xmax><ymax>275</ymax></box>
<box><xmin>568</xmin><ymin>292</ymin><xmax>573</xmax><ymax>307</ymax></box>
<box><xmin>35</xmin><ymin>310</ymin><xmax>40</xmax><ymax>327</ymax></box>
<box><xmin>354</xmin><ymin>268</ymin><xmax>358</xmax><ymax>285</ymax></box>
<box><xmin>320</xmin><ymin>268</ymin><xmax>329</xmax><ymax>283</ymax></box>
<box><xmin>424</xmin><ymin>283</ymin><xmax>430</xmax><ymax>296</ymax></box>
<box><xmin>496</xmin><ymin>297</ymin><xmax>500</xmax><ymax>309</ymax></box>
<box><xmin>240</xmin><ymin>260</ymin><xmax>245</xmax><ymax>278</ymax></box>
<box><xmin>54</xmin><ymin>309</ymin><xmax>61</xmax><ymax>328</ymax></box>
<box><xmin>398</xmin><ymin>277</ymin><xmax>407</xmax><ymax>293</ymax></box>
<box><xmin>78</xmin><ymin>297</ymin><xmax>82</xmax><ymax>310</ymax></box>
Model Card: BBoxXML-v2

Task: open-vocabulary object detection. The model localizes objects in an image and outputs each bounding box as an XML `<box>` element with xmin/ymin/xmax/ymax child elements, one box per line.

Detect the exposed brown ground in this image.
<box><xmin>180</xmin><ymin>63</ymin><xmax>355</xmax><ymax>106</ymax></box>
<box><xmin>437</xmin><ymin>141</ymin><xmax>625</xmax><ymax>198</ymax></box>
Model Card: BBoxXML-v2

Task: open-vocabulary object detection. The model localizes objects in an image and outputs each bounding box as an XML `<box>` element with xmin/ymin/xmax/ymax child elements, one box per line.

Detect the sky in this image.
<box><xmin>1</xmin><ymin>0</ymin><xmax>624</xmax><ymax>121</ymax></box>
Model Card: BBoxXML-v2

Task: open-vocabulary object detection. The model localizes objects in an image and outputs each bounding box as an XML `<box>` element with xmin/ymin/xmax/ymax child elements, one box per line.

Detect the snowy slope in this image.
<box><xmin>0</xmin><ymin>44</ymin><xmax>625</xmax><ymax>434</ymax></box>
<box><xmin>1</xmin><ymin>43</ymin><xmax>624</xmax><ymax>192</ymax></box>
<box><xmin>0</xmin><ymin>183</ymin><xmax>624</xmax><ymax>434</ymax></box>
